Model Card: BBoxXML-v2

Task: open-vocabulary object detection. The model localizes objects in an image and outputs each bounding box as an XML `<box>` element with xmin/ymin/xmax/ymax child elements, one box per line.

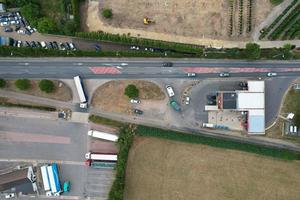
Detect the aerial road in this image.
<box><xmin>0</xmin><ymin>58</ymin><xmax>300</xmax><ymax>78</ymax></box>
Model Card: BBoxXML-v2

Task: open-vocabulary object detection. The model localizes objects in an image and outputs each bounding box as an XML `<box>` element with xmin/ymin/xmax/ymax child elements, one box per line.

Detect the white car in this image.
<box><xmin>17</xmin><ymin>29</ymin><xmax>25</xmax><ymax>35</ymax></box>
<box><xmin>267</xmin><ymin>72</ymin><xmax>277</xmax><ymax>77</ymax></box>
<box><xmin>27</xmin><ymin>26</ymin><xmax>34</xmax><ymax>33</ymax></box>
<box><xmin>185</xmin><ymin>96</ymin><xmax>190</xmax><ymax>105</ymax></box>
<box><xmin>41</xmin><ymin>41</ymin><xmax>47</xmax><ymax>49</ymax></box>
<box><xmin>187</xmin><ymin>73</ymin><xmax>196</xmax><ymax>77</ymax></box>
<box><xmin>166</xmin><ymin>85</ymin><xmax>175</xmax><ymax>97</ymax></box>
<box><xmin>130</xmin><ymin>99</ymin><xmax>141</xmax><ymax>104</ymax></box>
<box><xmin>17</xmin><ymin>40</ymin><xmax>22</xmax><ymax>48</ymax></box>
<box><xmin>5</xmin><ymin>193</ymin><xmax>15</xmax><ymax>199</ymax></box>
<box><xmin>0</xmin><ymin>21</ymin><xmax>9</xmax><ymax>26</ymax></box>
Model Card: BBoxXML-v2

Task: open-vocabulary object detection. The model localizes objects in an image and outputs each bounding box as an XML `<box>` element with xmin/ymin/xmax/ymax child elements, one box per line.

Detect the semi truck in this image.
<box><xmin>85</xmin><ymin>152</ymin><xmax>117</xmax><ymax>161</ymax></box>
<box><xmin>47</xmin><ymin>164</ymin><xmax>61</xmax><ymax>196</ymax></box>
<box><xmin>41</xmin><ymin>165</ymin><xmax>52</xmax><ymax>196</ymax></box>
<box><xmin>73</xmin><ymin>76</ymin><xmax>88</xmax><ymax>108</ymax></box>
<box><xmin>88</xmin><ymin>130</ymin><xmax>118</xmax><ymax>142</ymax></box>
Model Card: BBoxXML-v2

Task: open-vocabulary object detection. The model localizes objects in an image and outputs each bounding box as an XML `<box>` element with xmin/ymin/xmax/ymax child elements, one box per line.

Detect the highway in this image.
<box><xmin>1</xmin><ymin>58</ymin><xmax>300</xmax><ymax>78</ymax></box>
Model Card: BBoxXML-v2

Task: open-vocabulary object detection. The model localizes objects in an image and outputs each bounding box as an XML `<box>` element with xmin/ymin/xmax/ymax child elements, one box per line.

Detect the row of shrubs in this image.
<box><xmin>259</xmin><ymin>0</ymin><xmax>298</xmax><ymax>39</ymax></box>
<box><xmin>108</xmin><ymin>125</ymin><xmax>135</xmax><ymax>200</ymax></box>
<box><xmin>2</xmin><ymin>43</ymin><xmax>300</xmax><ymax>60</ymax></box>
<box><xmin>0</xmin><ymin>79</ymin><xmax>55</xmax><ymax>93</ymax></box>
<box><xmin>136</xmin><ymin>125</ymin><xmax>300</xmax><ymax>160</ymax></box>
<box><xmin>268</xmin><ymin>3</ymin><xmax>300</xmax><ymax>40</ymax></box>
<box><xmin>75</xmin><ymin>31</ymin><xmax>204</xmax><ymax>54</ymax></box>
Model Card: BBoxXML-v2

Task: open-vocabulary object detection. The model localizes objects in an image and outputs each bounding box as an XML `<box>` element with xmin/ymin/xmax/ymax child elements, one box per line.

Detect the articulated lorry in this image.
<box><xmin>73</xmin><ymin>76</ymin><xmax>88</xmax><ymax>108</ymax></box>
<box><xmin>88</xmin><ymin>130</ymin><xmax>118</xmax><ymax>142</ymax></box>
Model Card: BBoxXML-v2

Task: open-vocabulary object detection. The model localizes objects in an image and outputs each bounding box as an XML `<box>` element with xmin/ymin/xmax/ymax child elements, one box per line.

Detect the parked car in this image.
<box><xmin>133</xmin><ymin>109</ymin><xmax>143</xmax><ymax>115</ymax></box>
<box><xmin>25</xmin><ymin>41</ymin><xmax>31</xmax><ymax>47</ymax></box>
<box><xmin>17</xmin><ymin>29</ymin><xmax>25</xmax><ymax>35</ymax></box>
<box><xmin>267</xmin><ymin>72</ymin><xmax>277</xmax><ymax>77</ymax></box>
<box><xmin>207</xmin><ymin>94</ymin><xmax>217</xmax><ymax>100</ymax></box>
<box><xmin>69</xmin><ymin>42</ymin><xmax>76</xmax><ymax>51</ymax></box>
<box><xmin>25</xmin><ymin>28</ymin><xmax>31</xmax><ymax>35</ymax></box>
<box><xmin>0</xmin><ymin>21</ymin><xmax>9</xmax><ymax>26</ymax></box>
<box><xmin>162</xmin><ymin>62</ymin><xmax>173</xmax><ymax>67</ymax></box>
<box><xmin>30</xmin><ymin>41</ymin><xmax>37</xmax><ymax>48</ymax></box>
<box><xmin>26</xmin><ymin>26</ymin><xmax>34</xmax><ymax>33</ymax></box>
<box><xmin>95</xmin><ymin>44</ymin><xmax>101</xmax><ymax>51</ymax></box>
<box><xmin>239</xmin><ymin>82</ymin><xmax>248</xmax><ymax>88</ymax></box>
<box><xmin>130</xmin><ymin>99</ymin><xmax>141</xmax><ymax>104</ymax></box>
<box><xmin>48</xmin><ymin>42</ymin><xmax>54</xmax><ymax>49</ymax></box>
<box><xmin>130</xmin><ymin>45</ymin><xmax>140</xmax><ymax>50</ymax></box>
<box><xmin>187</xmin><ymin>73</ymin><xmax>196</xmax><ymax>77</ymax></box>
<box><xmin>5</xmin><ymin>193</ymin><xmax>15</xmax><ymax>199</ymax></box>
<box><xmin>4</xmin><ymin>27</ymin><xmax>13</xmax><ymax>32</ymax></box>
<box><xmin>207</xmin><ymin>100</ymin><xmax>216</xmax><ymax>105</ymax></box>
<box><xmin>36</xmin><ymin>41</ymin><xmax>42</xmax><ymax>48</ymax></box>
<box><xmin>59</xmin><ymin>43</ymin><xmax>66</xmax><ymax>50</ymax></box>
<box><xmin>185</xmin><ymin>96</ymin><xmax>190</xmax><ymax>105</ymax></box>
<box><xmin>13</xmin><ymin>40</ymin><xmax>18</xmax><ymax>47</ymax></box>
<box><xmin>63</xmin><ymin>181</ymin><xmax>70</xmax><ymax>193</ymax></box>
<box><xmin>15</xmin><ymin>25</ymin><xmax>20</xmax><ymax>31</ymax></box>
<box><xmin>53</xmin><ymin>41</ymin><xmax>59</xmax><ymax>49</ymax></box>
<box><xmin>41</xmin><ymin>41</ymin><xmax>47</xmax><ymax>49</ymax></box>
<box><xmin>17</xmin><ymin>40</ymin><xmax>22</xmax><ymax>48</ymax></box>
<box><xmin>219</xmin><ymin>72</ymin><xmax>230</xmax><ymax>77</ymax></box>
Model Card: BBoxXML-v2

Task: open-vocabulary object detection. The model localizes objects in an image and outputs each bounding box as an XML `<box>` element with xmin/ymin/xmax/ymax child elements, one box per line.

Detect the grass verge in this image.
<box><xmin>136</xmin><ymin>125</ymin><xmax>300</xmax><ymax>160</ymax></box>
<box><xmin>0</xmin><ymin>101</ymin><xmax>56</xmax><ymax>111</ymax></box>
<box><xmin>89</xmin><ymin>115</ymin><xmax>126</xmax><ymax>128</ymax></box>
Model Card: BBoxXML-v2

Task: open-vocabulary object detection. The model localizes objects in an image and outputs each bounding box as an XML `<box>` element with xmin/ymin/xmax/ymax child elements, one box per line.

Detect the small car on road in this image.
<box><xmin>133</xmin><ymin>109</ymin><xmax>143</xmax><ymax>115</ymax></box>
<box><xmin>267</xmin><ymin>72</ymin><xmax>277</xmax><ymax>77</ymax></box>
<box><xmin>219</xmin><ymin>72</ymin><xmax>230</xmax><ymax>77</ymax></box>
<box><xmin>187</xmin><ymin>73</ymin><xmax>196</xmax><ymax>77</ymax></box>
<box><xmin>162</xmin><ymin>62</ymin><xmax>173</xmax><ymax>67</ymax></box>
<box><xmin>185</xmin><ymin>96</ymin><xmax>190</xmax><ymax>105</ymax></box>
<box><xmin>130</xmin><ymin>99</ymin><xmax>141</xmax><ymax>104</ymax></box>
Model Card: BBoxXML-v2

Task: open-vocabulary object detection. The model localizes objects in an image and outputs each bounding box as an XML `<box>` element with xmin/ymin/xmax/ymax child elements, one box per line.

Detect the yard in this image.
<box><xmin>124</xmin><ymin>136</ymin><xmax>300</xmax><ymax>200</ymax></box>
<box><xmin>83</xmin><ymin>0</ymin><xmax>273</xmax><ymax>41</ymax></box>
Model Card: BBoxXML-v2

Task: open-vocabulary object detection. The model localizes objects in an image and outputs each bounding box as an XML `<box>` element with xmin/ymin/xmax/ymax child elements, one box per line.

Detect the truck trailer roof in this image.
<box><xmin>88</xmin><ymin>130</ymin><xmax>118</xmax><ymax>142</ymax></box>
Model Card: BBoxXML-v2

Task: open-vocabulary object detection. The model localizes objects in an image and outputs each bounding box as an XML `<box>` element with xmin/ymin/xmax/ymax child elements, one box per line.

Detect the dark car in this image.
<box><xmin>25</xmin><ymin>41</ymin><xmax>31</xmax><ymax>47</ymax></box>
<box><xmin>13</xmin><ymin>40</ymin><xmax>18</xmax><ymax>47</ymax></box>
<box><xmin>207</xmin><ymin>94</ymin><xmax>217</xmax><ymax>101</ymax></box>
<box><xmin>219</xmin><ymin>72</ymin><xmax>230</xmax><ymax>77</ymax></box>
<box><xmin>36</xmin><ymin>41</ymin><xmax>42</xmax><ymax>48</ymax></box>
<box><xmin>4</xmin><ymin>27</ymin><xmax>13</xmax><ymax>32</ymax></box>
<box><xmin>53</xmin><ymin>41</ymin><xmax>59</xmax><ymax>49</ymax></box>
<box><xmin>133</xmin><ymin>109</ymin><xmax>143</xmax><ymax>115</ymax></box>
<box><xmin>162</xmin><ymin>62</ymin><xmax>173</xmax><ymax>67</ymax></box>
<box><xmin>25</xmin><ymin>28</ymin><xmax>31</xmax><ymax>35</ymax></box>
<box><xmin>48</xmin><ymin>42</ymin><xmax>54</xmax><ymax>49</ymax></box>
<box><xmin>15</xmin><ymin>25</ymin><xmax>20</xmax><ymax>32</ymax></box>
<box><xmin>59</xmin><ymin>43</ymin><xmax>66</xmax><ymax>50</ymax></box>
<box><xmin>239</xmin><ymin>82</ymin><xmax>248</xmax><ymax>88</ymax></box>
<box><xmin>207</xmin><ymin>100</ymin><xmax>216</xmax><ymax>105</ymax></box>
<box><xmin>30</xmin><ymin>41</ymin><xmax>37</xmax><ymax>48</ymax></box>
<box><xmin>95</xmin><ymin>44</ymin><xmax>101</xmax><ymax>51</ymax></box>
<box><xmin>65</xmin><ymin>42</ymin><xmax>71</xmax><ymax>50</ymax></box>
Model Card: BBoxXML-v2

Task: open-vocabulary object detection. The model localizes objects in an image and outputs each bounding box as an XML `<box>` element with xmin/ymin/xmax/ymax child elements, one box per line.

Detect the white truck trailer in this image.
<box><xmin>73</xmin><ymin>76</ymin><xmax>88</xmax><ymax>108</ymax></box>
<box><xmin>85</xmin><ymin>152</ymin><xmax>118</xmax><ymax>161</ymax></box>
<box><xmin>41</xmin><ymin>165</ymin><xmax>52</xmax><ymax>196</ymax></box>
<box><xmin>88</xmin><ymin>130</ymin><xmax>118</xmax><ymax>142</ymax></box>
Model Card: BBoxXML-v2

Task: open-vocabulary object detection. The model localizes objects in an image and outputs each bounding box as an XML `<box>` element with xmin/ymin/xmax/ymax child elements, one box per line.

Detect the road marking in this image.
<box><xmin>89</xmin><ymin>67</ymin><xmax>121</xmax><ymax>74</ymax></box>
<box><xmin>0</xmin><ymin>158</ymin><xmax>84</xmax><ymax>165</ymax></box>
<box><xmin>0</xmin><ymin>131</ymin><xmax>71</xmax><ymax>144</ymax></box>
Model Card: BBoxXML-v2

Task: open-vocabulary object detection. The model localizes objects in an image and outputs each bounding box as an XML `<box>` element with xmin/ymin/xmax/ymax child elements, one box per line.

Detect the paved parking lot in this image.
<box><xmin>0</xmin><ymin>116</ymin><xmax>115</xmax><ymax>199</ymax></box>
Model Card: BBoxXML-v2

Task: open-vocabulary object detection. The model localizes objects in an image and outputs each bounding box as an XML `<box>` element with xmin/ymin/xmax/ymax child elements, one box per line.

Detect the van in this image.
<box><xmin>166</xmin><ymin>85</ymin><xmax>175</xmax><ymax>97</ymax></box>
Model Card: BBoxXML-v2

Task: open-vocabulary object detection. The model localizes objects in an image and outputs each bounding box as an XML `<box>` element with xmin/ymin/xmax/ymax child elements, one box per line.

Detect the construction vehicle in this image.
<box><xmin>143</xmin><ymin>17</ymin><xmax>154</xmax><ymax>25</ymax></box>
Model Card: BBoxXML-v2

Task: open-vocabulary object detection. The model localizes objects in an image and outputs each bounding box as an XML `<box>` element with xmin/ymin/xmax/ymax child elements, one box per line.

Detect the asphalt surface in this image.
<box><xmin>1</xmin><ymin>58</ymin><xmax>300</xmax><ymax>79</ymax></box>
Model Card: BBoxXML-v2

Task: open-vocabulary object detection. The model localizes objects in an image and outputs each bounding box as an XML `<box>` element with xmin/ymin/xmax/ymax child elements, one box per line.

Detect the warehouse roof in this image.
<box><xmin>247</xmin><ymin>81</ymin><xmax>264</xmax><ymax>92</ymax></box>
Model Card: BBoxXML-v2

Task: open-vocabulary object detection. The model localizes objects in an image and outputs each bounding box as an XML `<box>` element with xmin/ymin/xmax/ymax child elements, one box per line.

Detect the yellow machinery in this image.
<box><xmin>143</xmin><ymin>17</ymin><xmax>154</xmax><ymax>25</ymax></box>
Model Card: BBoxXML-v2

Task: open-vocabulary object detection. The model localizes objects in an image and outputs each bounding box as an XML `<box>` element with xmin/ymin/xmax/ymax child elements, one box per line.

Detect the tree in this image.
<box><xmin>63</xmin><ymin>21</ymin><xmax>78</xmax><ymax>35</ymax></box>
<box><xmin>245</xmin><ymin>43</ymin><xmax>261</xmax><ymax>59</ymax></box>
<box><xmin>0</xmin><ymin>79</ymin><xmax>5</xmax><ymax>88</ymax></box>
<box><xmin>39</xmin><ymin>80</ymin><xmax>55</xmax><ymax>93</ymax></box>
<box><xmin>20</xmin><ymin>3</ymin><xmax>41</xmax><ymax>23</ymax></box>
<box><xmin>124</xmin><ymin>84</ymin><xmax>139</xmax><ymax>99</ymax></box>
<box><xmin>37</xmin><ymin>17</ymin><xmax>57</xmax><ymax>34</ymax></box>
<box><xmin>15</xmin><ymin>79</ymin><xmax>31</xmax><ymax>90</ymax></box>
<box><xmin>102</xmin><ymin>8</ymin><xmax>113</xmax><ymax>19</ymax></box>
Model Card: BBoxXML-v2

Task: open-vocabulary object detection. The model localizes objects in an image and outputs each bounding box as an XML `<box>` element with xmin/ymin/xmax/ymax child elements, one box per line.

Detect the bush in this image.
<box><xmin>37</xmin><ymin>17</ymin><xmax>58</xmax><ymax>34</ymax></box>
<box><xmin>124</xmin><ymin>84</ymin><xmax>139</xmax><ymax>98</ymax></box>
<box><xmin>39</xmin><ymin>80</ymin><xmax>55</xmax><ymax>93</ymax></box>
<box><xmin>0</xmin><ymin>79</ymin><xmax>6</xmax><ymax>88</ymax></box>
<box><xmin>20</xmin><ymin>3</ymin><xmax>41</xmax><ymax>25</ymax></box>
<box><xmin>270</xmin><ymin>0</ymin><xmax>283</xmax><ymax>5</ymax></box>
<box><xmin>102</xmin><ymin>8</ymin><xmax>113</xmax><ymax>19</ymax></box>
<box><xmin>245</xmin><ymin>43</ymin><xmax>261</xmax><ymax>59</ymax></box>
<box><xmin>15</xmin><ymin>79</ymin><xmax>31</xmax><ymax>90</ymax></box>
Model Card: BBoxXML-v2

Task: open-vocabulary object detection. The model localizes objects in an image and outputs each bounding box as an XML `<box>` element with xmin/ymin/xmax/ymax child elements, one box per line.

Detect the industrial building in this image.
<box><xmin>206</xmin><ymin>81</ymin><xmax>265</xmax><ymax>134</ymax></box>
